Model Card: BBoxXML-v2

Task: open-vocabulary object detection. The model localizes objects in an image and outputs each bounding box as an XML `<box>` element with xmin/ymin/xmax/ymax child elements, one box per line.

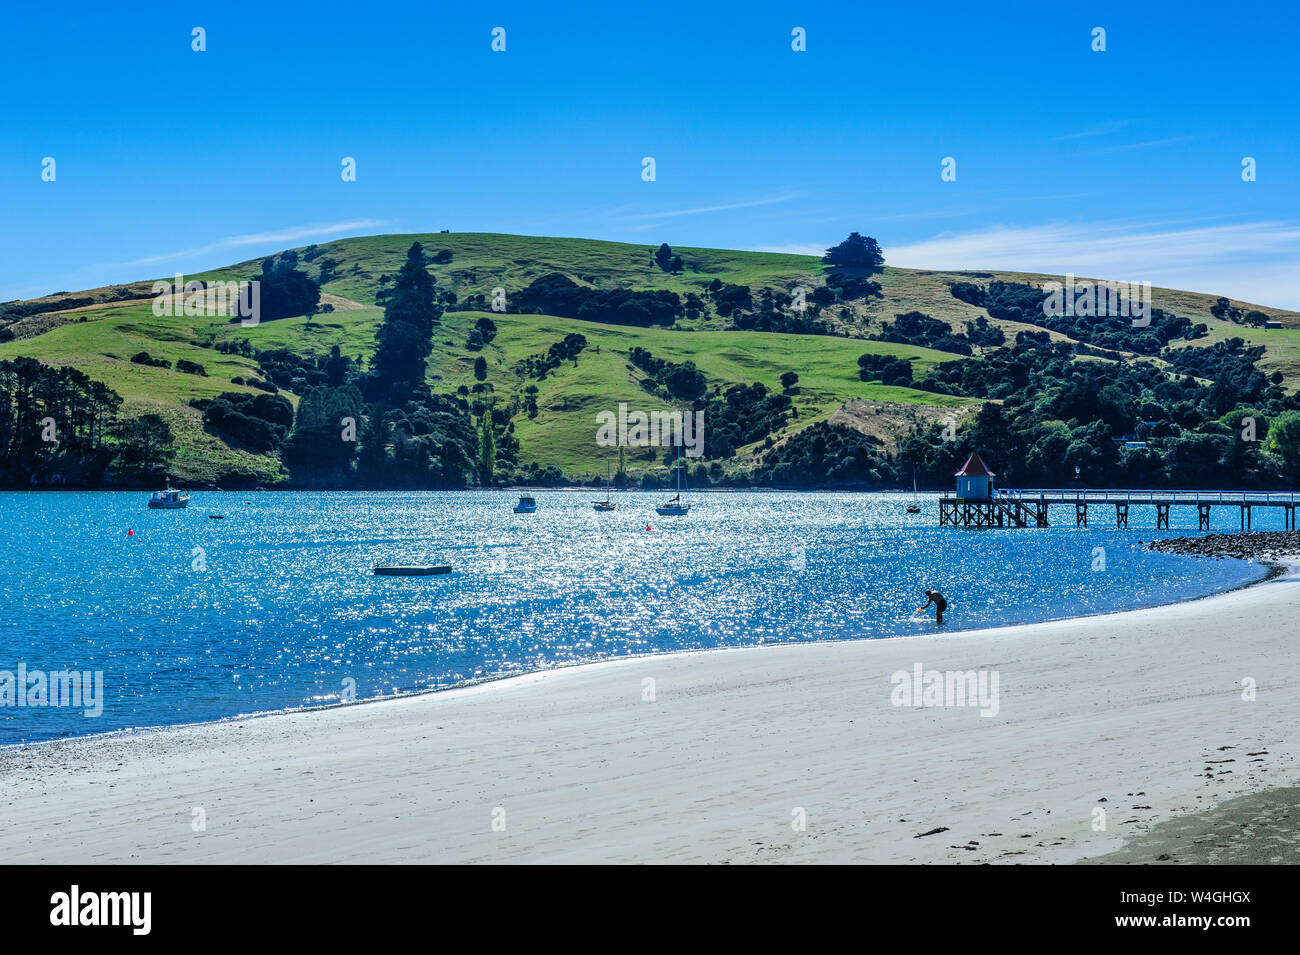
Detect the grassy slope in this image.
<box><xmin>3</xmin><ymin>232</ymin><xmax>1298</xmax><ymax>483</ymax></box>
<box><xmin>429</xmin><ymin>311</ymin><xmax>969</xmax><ymax>476</ymax></box>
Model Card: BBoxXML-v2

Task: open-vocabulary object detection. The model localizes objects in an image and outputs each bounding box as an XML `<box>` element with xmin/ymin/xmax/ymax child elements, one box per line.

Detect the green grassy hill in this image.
<box><xmin>3</xmin><ymin>232</ymin><xmax>1297</xmax><ymax>484</ymax></box>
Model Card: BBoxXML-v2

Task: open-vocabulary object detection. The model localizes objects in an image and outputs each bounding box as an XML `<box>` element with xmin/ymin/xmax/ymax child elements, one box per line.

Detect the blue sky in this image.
<box><xmin>2</xmin><ymin>0</ymin><xmax>1297</xmax><ymax>306</ymax></box>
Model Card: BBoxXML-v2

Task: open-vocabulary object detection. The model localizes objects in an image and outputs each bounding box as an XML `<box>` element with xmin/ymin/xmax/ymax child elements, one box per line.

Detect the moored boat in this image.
<box><xmin>374</xmin><ymin>565</ymin><xmax>452</xmax><ymax>576</ymax></box>
<box><xmin>593</xmin><ymin>461</ymin><xmax>616</xmax><ymax>511</ymax></box>
<box><xmin>656</xmin><ymin>493</ymin><xmax>690</xmax><ymax>516</ymax></box>
<box><xmin>656</xmin><ymin>448</ymin><xmax>691</xmax><ymax>515</ymax></box>
<box><xmin>148</xmin><ymin>480</ymin><xmax>190</xmax><ymax>509</ymax></box>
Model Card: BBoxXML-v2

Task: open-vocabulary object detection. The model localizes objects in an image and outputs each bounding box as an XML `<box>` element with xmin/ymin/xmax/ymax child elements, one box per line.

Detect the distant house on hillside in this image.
<box><xmin>1264</xmin><ymin>320</ymin><xmax>1283</xmax><ymax>330</ymax></box>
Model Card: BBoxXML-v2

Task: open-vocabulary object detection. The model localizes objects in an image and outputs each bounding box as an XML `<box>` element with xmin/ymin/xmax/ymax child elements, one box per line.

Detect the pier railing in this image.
<box><xmin>994</xmin><ymin>489</ymin><xmax>1300</xmax><ymax>506</ymax></box>
<box><xmin>938</xmin><ymin>488</ymin><xmax>1298</xmax><ymax>529</ymax></box>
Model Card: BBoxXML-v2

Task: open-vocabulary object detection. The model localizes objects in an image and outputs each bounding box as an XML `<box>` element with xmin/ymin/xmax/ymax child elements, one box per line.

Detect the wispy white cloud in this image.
<box><xmin>1050</xmin><ymin>121</ymin><xmax>1193</xmax><ymax>153</ymax></box>
<box><xmin>875</xmin><ymin>207</ymin><xmax>983</xmax><ymax>221</ymax></box>
<box><xmin>95</xmin><ymin>219</ymin><xmax>391</xmax><ymax>270</ymax></box>
<box><xmin>1052</xmin><ymin>121</ymin><xmax>1130</xmax><ymax>141</ymax></box>
<box><xmin>754</xmin><ymin>242</ymin><xmax>829</xmax><ymax>257</ymax></box>
<box><xmin>886</xmin><ymin>219</ymin><xmax>1300</xmax><ymax>310</ymax></box>
<box><xmin>1095</xmin><ymin>135</ymin><xmax>1196</xmax><ymax>153</ymax></box>
<box><xmin>1007</xmin><ymin>193</ymin><xmax>1090</xmax><ymax>202</ymax></box>
<box><xmin>622</xmin><ymin>194</ymin><xmax>799</xmax><ymax>221</ymax></box>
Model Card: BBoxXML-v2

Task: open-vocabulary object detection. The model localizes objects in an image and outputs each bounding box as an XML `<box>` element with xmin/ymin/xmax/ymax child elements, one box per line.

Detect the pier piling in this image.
<box><xmin>939</xmin><ymin>489</ymin><xmax>1300</xmax><ymax>530</ymax></box>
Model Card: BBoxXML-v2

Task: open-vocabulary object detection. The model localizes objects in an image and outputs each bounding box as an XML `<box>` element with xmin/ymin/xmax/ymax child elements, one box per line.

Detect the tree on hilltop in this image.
<box><xmin>823</xmin><ymin>233</ymin><xmax>885</xmax><ymax>272</ymax></box>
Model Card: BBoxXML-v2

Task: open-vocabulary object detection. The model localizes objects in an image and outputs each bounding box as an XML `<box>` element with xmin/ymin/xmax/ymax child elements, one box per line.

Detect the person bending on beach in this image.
<box><xmin>922</xmin><ymin>589</ymin><xmax>947</xmax><ymax>625</ymax></box>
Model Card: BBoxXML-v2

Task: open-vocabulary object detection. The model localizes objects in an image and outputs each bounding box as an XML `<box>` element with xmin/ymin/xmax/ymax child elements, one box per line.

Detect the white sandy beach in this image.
<box><xmin>2</xmin><ymin>562</ymin><xmax>1298</xmax><ymax>864</ymax></box>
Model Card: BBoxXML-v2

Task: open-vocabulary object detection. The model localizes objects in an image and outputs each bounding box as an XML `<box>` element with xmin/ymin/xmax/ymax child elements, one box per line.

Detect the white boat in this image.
<box><xmin>906</xmin><ymin>468</ymin><xmax>921</xmax><ymax>513</ymax></box>
<box><xmin>148</xmin><ymin>480</ymin><xmax>190</xmax><ymax>509</ymax></box>
<box><xmin>656</xmin><ymin>493</ymin><xmax>690</xmax><ymax>516</ymax></box>
<box><xmin>593</xmin><ymin>461</ymin><xmax>616</xmax><ymax>511</ymax></box>
<box><xmin>513</xmin><ymin>494</ymin><xmax>537</xmax><ymax>514</ymax></box>
<box><xmin>656</xmin><ymin>448</ymin><xmax>691</xmax><ymax>516</ymax></box>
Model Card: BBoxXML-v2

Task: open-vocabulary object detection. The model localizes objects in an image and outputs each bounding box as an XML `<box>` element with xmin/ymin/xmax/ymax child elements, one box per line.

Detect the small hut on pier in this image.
<box><xmin>954</xmin><ymin>452</ymin><xmax>995</xmax><ymax>501</ymax></box>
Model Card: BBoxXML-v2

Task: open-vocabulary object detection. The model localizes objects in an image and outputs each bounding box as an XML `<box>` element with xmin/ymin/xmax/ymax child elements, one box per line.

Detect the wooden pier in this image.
<box><xmin>939</xmin><ymin>489</ymin><xmax>1300</xmax><ymax>530</ymax></box>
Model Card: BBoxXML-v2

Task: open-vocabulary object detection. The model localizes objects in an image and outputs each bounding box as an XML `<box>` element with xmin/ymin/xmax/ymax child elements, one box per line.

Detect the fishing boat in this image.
<box><xmin>593</xmin><ymin>461</ymin><xmax>616</xmax><ymax>511</ymax></box>
<box><xmin>656</xmin><ymin>447</ymin><xmax>691</xmax><ymax>516</ymax></box>
<box><xmin>513</xmin><ymin>494</ymin><xmax>537</xmax><ymax>514</ymax></box>
<box><xmin>148</xmin><ymin>479</ymin><xmax>190</xmax><ymax>509</ymax></box>
<box><xmin>906</xmin><ymin>468</ymin><xmax>921</xmax><ymax>514</ymax></box>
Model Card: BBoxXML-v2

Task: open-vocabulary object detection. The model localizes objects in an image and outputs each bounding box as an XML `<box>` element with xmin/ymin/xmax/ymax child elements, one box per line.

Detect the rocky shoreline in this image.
<box><xmin>1149</xmin><ymin>530</ymin><xmax>1300</xmax><ymax>562</ymax></box>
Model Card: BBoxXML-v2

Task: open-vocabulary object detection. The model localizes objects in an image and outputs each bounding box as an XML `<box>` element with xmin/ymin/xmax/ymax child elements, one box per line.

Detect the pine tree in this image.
<box><xmin>368</xmin><ymin>242</ymin><xmax>440</xmax><ymax>400</ymax></box>
<box><xmin>479</xmin><ymin>413</ymin><xmax>496</xmax><ymax>485</ymax></box>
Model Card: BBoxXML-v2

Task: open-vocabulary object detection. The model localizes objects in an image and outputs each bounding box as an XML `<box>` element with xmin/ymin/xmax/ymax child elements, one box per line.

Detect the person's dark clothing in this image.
<box><xmin>923</xmin><ymin>590</ymin><xmax>947</xmax><ymax>624</ymax></box>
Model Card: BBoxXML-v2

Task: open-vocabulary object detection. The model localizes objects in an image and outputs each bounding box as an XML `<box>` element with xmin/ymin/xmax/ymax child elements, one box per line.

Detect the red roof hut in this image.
<box><xmin>954</xmin><ymin>452</ymin><xmax>995</xmax><ymax>501</ymax></box>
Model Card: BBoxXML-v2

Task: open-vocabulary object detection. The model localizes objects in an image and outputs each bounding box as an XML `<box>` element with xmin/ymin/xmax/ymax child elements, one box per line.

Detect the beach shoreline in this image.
<box><xmin>1</xmin><ymin>548</ymin><xmax>1278</xmax><ymax>754</ymax></box>
<box><xmin>2</xmin><ymin>553</ymin><xmax>1296</xmax><ymax>864</ymax></box>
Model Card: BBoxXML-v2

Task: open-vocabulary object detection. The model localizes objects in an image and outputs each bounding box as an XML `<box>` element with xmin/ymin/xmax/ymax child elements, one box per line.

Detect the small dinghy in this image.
<box><xmin>374</xmin><ymin>565</ymin><xmax>453</xmax><ymax>576</ymax></box>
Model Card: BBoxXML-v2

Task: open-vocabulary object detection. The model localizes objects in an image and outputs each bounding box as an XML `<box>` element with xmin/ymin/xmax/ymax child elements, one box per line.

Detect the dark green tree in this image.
<box><xmin>822</xmin><ymin>232</ymin><xmax>885</xmax><ymax>271</ymax></box>
<box><xmin>478</xmin><ymin>413</ymin><xmax>496</xmax><ymax>485</ymax></box>
<box><xmin>654</xmin><ymin>243</ymin><xmax>673</xmax><ymax>271</ymax></box>
<box><xmin>367</xmin><ymin>242</ymin><xmax>440</xmax><ymax>401</ymax></box>
<box><xmin>117</xmin><ymin>413</ymin><xmax>175</xmax><ymax>478</ymax></box>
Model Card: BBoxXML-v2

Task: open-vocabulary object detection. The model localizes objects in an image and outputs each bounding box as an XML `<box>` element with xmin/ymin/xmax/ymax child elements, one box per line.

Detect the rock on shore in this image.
<box><xmin>1149</xmin><ymin>531</ymin><xmax>1300</xmax><ymax>562</ymax></box>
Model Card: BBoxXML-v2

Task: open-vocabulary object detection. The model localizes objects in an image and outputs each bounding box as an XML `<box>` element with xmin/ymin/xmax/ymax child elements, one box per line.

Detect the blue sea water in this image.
<box><xmin>0</xmin><ymin>490</ymin><xmax>1274</xmax><ymax>745</ymax></box>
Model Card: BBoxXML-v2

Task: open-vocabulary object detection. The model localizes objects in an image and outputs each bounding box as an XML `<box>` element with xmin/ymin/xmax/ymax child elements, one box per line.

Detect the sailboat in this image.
<box><xmin>593</xmin><ymin>460</ymin><xmax>616</xmax><ymax>511</ymax></box>
<box><xmin>906</xmin><ymin>467</ymin><xmax>921</xmax><ymax>513</ymax></box>
<box><xmin>656</xmin><ymin>446</ymin><xmax>691</xmax><ymax>516</ymax></box>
